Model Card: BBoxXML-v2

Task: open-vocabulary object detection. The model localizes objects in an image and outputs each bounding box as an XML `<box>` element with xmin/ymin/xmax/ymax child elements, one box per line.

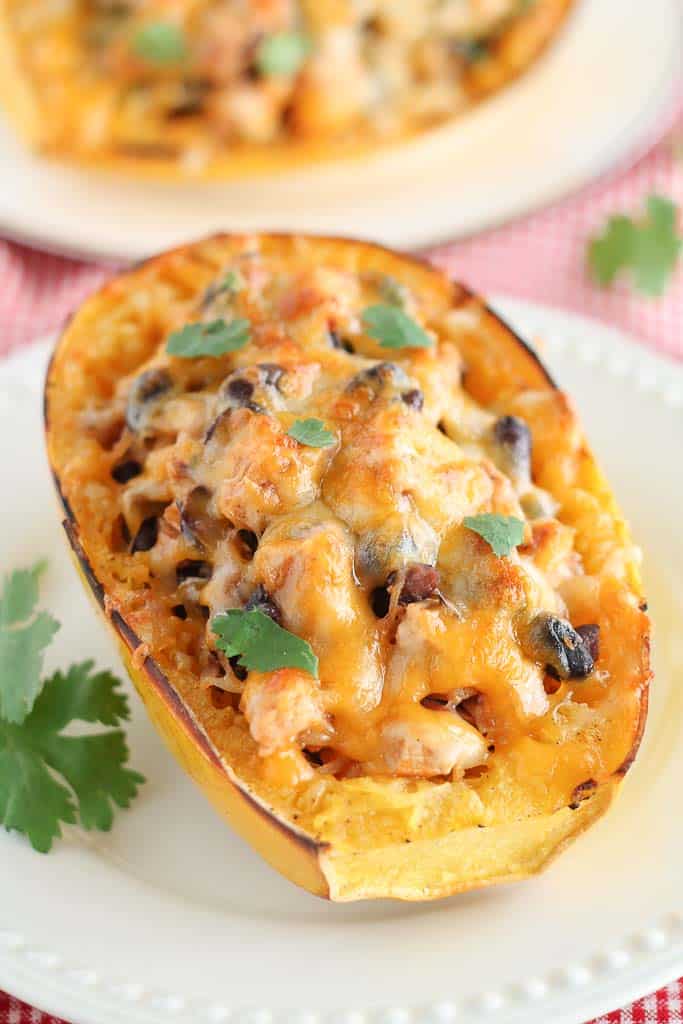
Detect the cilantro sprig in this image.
<box><xmin>212</xmin><ymin>610</ymin><xmax>318</xmax><ymax>677</ymax></box>
<box><xmin>166</xmin><ymin>317</ymin><xmax>251</xmax><ymax>358</ymax></box>
<box><xmin>362</xmin><ymin>305</ymin><xmax>433</xmax><ymax>350</ymax></box>
<box><xmin>132</xmin><ymin>22</ymin><xmax>187</xmax><ymax>64</ymax></box>
<box><xmin>464</xmin><ymin>514</ymin><xmax>525</xmax><ymax>557</ymax></box>
<box><xmin>0</xmin><ymin>563</ymin><xmax>144</xmax><ymax>852</ymax></box>
<box><xmin>588</xmin><ymin>194</ymin><xmax>682</xmax><ymax>297</ymax></box>
<box><xmin>287</xmin><ymin>418</ymin><xmax>336</xmax><ymax>448</ymax></box>
<box><xmin>255</xmin><ymin>31</ymin><xmax>311</xmax><ymax>77</ymax></box>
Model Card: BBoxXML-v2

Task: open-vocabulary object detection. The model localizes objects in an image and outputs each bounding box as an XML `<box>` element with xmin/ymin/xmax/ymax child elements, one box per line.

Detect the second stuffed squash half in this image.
<box><xmin>44</xmin><ymin>234</ymin><xmax>650</xmax><ymax>901</ymax></box>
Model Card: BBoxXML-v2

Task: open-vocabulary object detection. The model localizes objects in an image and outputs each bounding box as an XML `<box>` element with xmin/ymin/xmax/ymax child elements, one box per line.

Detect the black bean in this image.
<box><xmin>526</xmin><ymin>613</ymin><xmax>594</xmax><ymax>680</ymax></box>
<box><xmin>576</xmin><ymin>624</ymin><xmax>600</xmax><ymax>663</ymax></box>
<box><xmin>227</xmin><ymin>378</ymin><xmax>254</xmax><ymax>403</ymax></box>
<box><xmin>493</xmin><ymin>414</ymin><xmax>532</xmax><ymax>480</ymax></box>
<box><xmin>229</xmin><ymin>655</ymin><xmax>248</xmax><ymax>682</ymax></box>
<box><xmin>370</xmin><ymin>587</ymin><xmax>391</xmax><ymax>619</ymax></box>
<box><xmin>126</xmin><ymin>368</ymin><xmax>173</xmax><ymax>432</ymax></box>
<box><xmin>329</xmin><ymin>328</ymin><xmax>355</xmax><ymax>353</ymax></box>
<box><xmin>347</xmin><ymin>362</ymin><xmax>411</xmax><ymax>397</ymax></box>
<box><xmin>245</xmin><ymin>585</ymin><xmax>282</xmax><ymax>625</ymax></box>
<box><xmin>356</xmin><ymin>525</ymin><xmax>432</xmax><ymax>583</ymax></box>
<box><xmin>111</xmin><ymin>459</ymin><xmax>142</xmax><ymax>483</ymax></box>
<box><xmin>171</xmin><ymin>604</ymin><xmax>188</xmax><ymax>620</ymax></box>
<box><xmin>421</xmin><ymin>694</ymin><xmax>449</xmax><ymax>710</ymax></box>
<box><xmin>401</xmin><ymin>389</ymin><xmax>424</xmax><ymax>411</ymax></box>
<box><xmin>236</xmin><ymin>529</ymin><xmax>259</xmax><ymax>559</ymax></box>
<box><xmin>175</xmin><ymin>559</ymin><xmax>212</xmax><ymax>583</ymax></box>
<box><xmin>130</xmin><ymin>516</ymin><xmax>158</xmax><ymax>553</ymax></box>
<box><xmin>217</xmin><ymin>373</ymin><xmax>266</xmax><ymax>415</ymax></box>
<box><xmin>179</xmin><ymin>487</ymin><xmax>210</xmax><ymax>547</ymax></box>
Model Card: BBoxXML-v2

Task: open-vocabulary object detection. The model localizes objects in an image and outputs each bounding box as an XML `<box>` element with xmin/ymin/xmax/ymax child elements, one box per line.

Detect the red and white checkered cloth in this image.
<box><xmin>0</xmin><ymin>983</ymin><xmax>682</xmax><ymax>1024</ymax></box>
<box><xmin>1</xmin><ymin>106</ymin><xmax>681</xmax><ymax>1024</ymax></box>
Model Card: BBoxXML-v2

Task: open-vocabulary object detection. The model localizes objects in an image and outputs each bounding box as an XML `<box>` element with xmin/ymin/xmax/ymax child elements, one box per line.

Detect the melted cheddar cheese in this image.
<box><xmin>46</xmin><ymin>235</ymin><xmax>650</xmax><ymax>854</ymax></box>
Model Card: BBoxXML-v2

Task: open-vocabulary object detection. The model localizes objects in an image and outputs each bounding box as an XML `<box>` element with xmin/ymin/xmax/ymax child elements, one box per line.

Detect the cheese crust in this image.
<box><xmin>1</xmin><ymin>0</ymin><xmax>574</xmax><ymax>177</ymax></box>
<box><xmin>45</xmin><ymin>234</ymin><xmax>650</xmax><ymax>899</ymax></box>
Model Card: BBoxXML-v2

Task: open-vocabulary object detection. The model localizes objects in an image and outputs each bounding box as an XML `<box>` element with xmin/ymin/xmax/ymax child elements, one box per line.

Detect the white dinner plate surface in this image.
<box><xmin>0</xmin><ymin>0</ymin><xmax>681</xmax><ymax>262</ymax></box>
<box><xmin>1</xmin><ymin>299</ymin><xmax>682</xmax><ymax>1024</ymax></box>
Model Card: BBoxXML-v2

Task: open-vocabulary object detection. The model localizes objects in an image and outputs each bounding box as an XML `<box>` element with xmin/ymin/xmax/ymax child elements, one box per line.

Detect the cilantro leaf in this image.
<box><xmin>587</xmin><ymin>215</ymin><xmax>636</xmax><ymax>286</ymax></box>
<box><xmin>463</xmin><ymin>514</ymin><xmax>525</xmax><ymax>557</ymax></box>
<box><xmin>588</xmin><ymin>194</ymin><xmax>682</xmax><ymax>297</ymax></box>
<box><xmin>362</xmin><ymin>305</ymin><xmax>433</xmax><ymax>350</ymax></box>
<box><xmin>0</xmin><ymin>563</ymin><xmax>59</xmax><ymax>724</ymax></box>
<box><xmin>0</xmin><ymin>662</ymin><xmax>144</xmax><ymax>852</ymax></box>
<box><xmin>27</xmin><ymin>661</ymin><xmax>130</xmax><ymax>733</ymax></box>
<box><xmin>166</xmin><ymin>318</ymin><xmax>251</xmax><ymax>358</ymax></box>
<box><xmin>0</xmin><ymin>561</ymin><xmax>47</xmax><ymax>624</ymax></box>
<box><xmin>256</xmin><ymin>32</ymin><xmax>311</xmax><ymax>76</ymax></box>
<box><xmin>287</xmin><ymin>418</ymin><xmax>336</xmax><ymax>448</ymax></box>
<box><xmin>212</xmin><ymin>610</ymin><xmax>318</xmax><ymax>676</ymax></box>
<box><xmin>0</xmin><ymin>749</ymin><xmax>75</xmax><ymax>854</ymax></box>
<box><xmin>632</xmin><ymin>196</ymin><xmax>683</xmax><ymax>296</ymax></box>
<box><xmin>133</xmin><ymin>22</ymin><xmax>187</xmax><ymax>64</ymax></box>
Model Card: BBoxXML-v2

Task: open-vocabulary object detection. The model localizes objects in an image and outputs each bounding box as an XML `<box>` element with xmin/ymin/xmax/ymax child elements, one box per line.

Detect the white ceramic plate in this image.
<box><xmin>0</xmin><ymin>0</ymin><xmax>681</xmax><ymax>262</ymax></box>
<box><xmin>1</xmin><ymin>299</ymin><xmax>682</xmax><ymax>1024</ymax></box>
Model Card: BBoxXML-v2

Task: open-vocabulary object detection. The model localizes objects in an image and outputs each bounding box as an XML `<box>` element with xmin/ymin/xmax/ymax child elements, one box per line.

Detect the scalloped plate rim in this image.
<box><xmin>0</xmin><ymin>298</ymin><xmax>682</xmax><ymax>1024</ymax></box>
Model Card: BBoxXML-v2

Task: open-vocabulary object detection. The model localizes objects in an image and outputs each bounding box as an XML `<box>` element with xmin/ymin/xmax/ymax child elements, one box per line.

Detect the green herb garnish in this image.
<box><xmin>588</xmin><ymin>195</ymin><xmax>682</xmax><ymax>297</ymax></box>
<box><xmin>0</xmin><ymin>561</ymin><xmax>59</xmax><ymax>724</ymax></box>
<box><xmin>287</xmin><ymin>418</ymin><xmax>336</xmax><ymax>448</ymax></box>
<box><xmin>212</xmin><ymin>610</ymin><xmax>318</xmax><ymax>676</ymax></box>
<box><xmin>166</xmin><ymin>318</ymin><xmax>251</xmax><ymax>358</ymax></box>
<box><xmin>255</xmin><ymin>31</ymin><xmax>311</xmax><ymax>76</ymax></box>
<box><xmin>0</xmin><ymin>563</ymin><xmax>144</xmax><ymax>852</ymax></box>
<box><xmin>463</xmin><ymin>514</ymin><xmax>525</xmax><ymax>557</ymax></box>
<box><xmin>132</xmin><ymin>22</ymin><xmax>187</xmax><ymax>64</ymax></box>
<box><xmin>362</xmin><ymin>305</ymin><xmax>433</xmax><ymax>350</ymax></box>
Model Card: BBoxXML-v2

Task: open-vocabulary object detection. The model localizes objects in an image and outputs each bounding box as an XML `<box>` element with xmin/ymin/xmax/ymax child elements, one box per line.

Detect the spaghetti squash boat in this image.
<box><xmin>45</xmin><ymin>234</ymin><xmax>650</xmax><ymax>901</ymax></box>
<box><xmin>2</xmin><ymin>0</ymin><xmax>573</xmax><ymax>177</ymax></box>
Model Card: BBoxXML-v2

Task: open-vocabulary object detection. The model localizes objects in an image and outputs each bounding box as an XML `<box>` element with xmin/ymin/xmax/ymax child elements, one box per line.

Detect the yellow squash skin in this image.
<box><xmin>1</xmin><ymin>1</ymin><xmax>574</xmax><ymax>180</ymax></box>
<box><xmin>45</xmin><ymin>234</ymin><xmax>651</xmax><ymax>901</ymax></box>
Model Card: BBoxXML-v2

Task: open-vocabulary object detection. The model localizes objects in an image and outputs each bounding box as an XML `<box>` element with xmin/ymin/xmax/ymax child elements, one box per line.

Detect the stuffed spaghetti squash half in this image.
<box><xmin>1</xmin><ymin>0</ymin><xmax>573</xmax><ymax>177</ymax></box>
<box><xmin>44</xmin><ymin>234</ymin><xmax>650</xmax><ymax>901</ymax></box>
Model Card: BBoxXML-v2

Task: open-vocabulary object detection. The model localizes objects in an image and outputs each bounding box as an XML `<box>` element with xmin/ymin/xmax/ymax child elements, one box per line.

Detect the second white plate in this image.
<box><xmin>0</xmin><ymin>299</ymin><xmax>682</xmax><ymax>1024</ymax></box>
<box><xmin>0</xmin><ymin>0</ymin><xmax>680</xmax><ymax>262</ymax></box>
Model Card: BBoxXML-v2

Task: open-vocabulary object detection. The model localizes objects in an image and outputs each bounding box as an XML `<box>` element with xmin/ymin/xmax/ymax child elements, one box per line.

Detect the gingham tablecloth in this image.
<box><xmin>1</xmin><ymin>107</ymin><xmax>681</xmax><ymax>1024</ymax></box>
